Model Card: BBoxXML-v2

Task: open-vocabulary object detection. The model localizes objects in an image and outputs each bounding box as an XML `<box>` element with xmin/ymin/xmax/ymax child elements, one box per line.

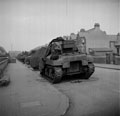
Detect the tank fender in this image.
<box><xmin>63</xmin><ymin>62</ymin><xmax>70</xmax><ymax>68</ymax></box>
<box><xmin>87</xmin><ymin>55</ymin><xmax>94</xmax><ymax>62</ymax></box>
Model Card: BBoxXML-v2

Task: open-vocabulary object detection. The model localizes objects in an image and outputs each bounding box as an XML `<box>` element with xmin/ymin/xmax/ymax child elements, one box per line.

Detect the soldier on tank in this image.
<box><xmin>50</xmin><ymin>42</ymin><xmax>62</xmax><ymax>60</ymax></box>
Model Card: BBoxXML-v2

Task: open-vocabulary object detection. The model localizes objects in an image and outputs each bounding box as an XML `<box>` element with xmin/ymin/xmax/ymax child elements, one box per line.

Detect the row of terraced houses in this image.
<box><xmin>63</xmin><ymin>23</ymin><xmax>120</xmax><ymax>64</ymax></box>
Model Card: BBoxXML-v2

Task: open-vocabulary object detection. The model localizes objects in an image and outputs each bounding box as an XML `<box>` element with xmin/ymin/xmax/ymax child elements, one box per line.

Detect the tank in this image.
<box><xmin>17</xmin><ymin>51</ymin><xmax>29</xmax><ymax>63</ymax></box>
<box><xmin>39</xmin><ymin>35</ymin><xmax>95</xmax><ymax>83</ymax></box>
<box><xmin>24</xmin><ymin>50</ymin><xmax>35</xmax><ymax>66</ymax></box>
<box><xmin>30</xmin><ymin>47</ymin><xmax>47</xmax><ymax>69</ymax></box>
<box><xmin>25</xmin><ymin>55</ymin><xmax>31</xmax><ymax>65</ymax></box>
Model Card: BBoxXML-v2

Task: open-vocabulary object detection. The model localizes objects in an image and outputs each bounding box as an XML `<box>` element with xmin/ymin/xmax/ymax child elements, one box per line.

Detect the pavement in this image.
<box><xmin>95</xmin><ymin>63</ymin><xmax>120</xmax><ymax>70</ymax></box>
<box><xmin>0</xmin><ymin>60</ymin><xmax>69</xmax><ymax>116</ymax></box>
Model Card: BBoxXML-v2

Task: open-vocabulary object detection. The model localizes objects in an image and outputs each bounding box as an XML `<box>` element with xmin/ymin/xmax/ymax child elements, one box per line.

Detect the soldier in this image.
<box><xmin>50</xmin><ymin>42</ymin><xmax>62</xmax><ymax>60</ymax></box>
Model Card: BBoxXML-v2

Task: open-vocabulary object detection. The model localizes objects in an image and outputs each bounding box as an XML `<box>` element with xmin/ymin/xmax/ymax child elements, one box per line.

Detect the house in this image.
<box><xmin>109</xmin><ymin>33</ymin><xmax>120</xmax><ymax>65</ymax></box>
<box><xmin>64</xmin><ymin>23</ymin><xmax>117</xmax><ymax>53</ymax></box>
<box><xmin>78</xmin><ymin>23</ymin><xmax>117</xmax><ymax>53</ymax></box>
<box><xmin>114</xmin><ymin>33</ymin><xmax>120</xmax><ymax>55</ymax></box>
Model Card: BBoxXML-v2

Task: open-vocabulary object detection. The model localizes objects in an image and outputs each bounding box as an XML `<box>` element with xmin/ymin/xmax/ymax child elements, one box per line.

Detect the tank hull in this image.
<box><xmin>40</xmin><ymin>54</ymin><xmax>95</xmax><ymax>83</ymax></box>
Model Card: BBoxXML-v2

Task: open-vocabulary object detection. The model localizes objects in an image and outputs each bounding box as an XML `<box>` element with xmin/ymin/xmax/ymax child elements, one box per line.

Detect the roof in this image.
<box><xmin>89</xmin><ymin>48</ymin><xmax>113</xmax><ymax>52</ymax></box>
<box><xmin>86</xmin><ymin>28</ymin><xmax>95</xmax><ymax>33</ymax></box>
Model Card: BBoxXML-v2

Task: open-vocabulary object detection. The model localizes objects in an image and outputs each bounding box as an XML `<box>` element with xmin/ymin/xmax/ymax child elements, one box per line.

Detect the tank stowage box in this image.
<box><xmin>39</xmin><ymin>36</ymin><xmax>95</xmax><ymax>83</ymax></box>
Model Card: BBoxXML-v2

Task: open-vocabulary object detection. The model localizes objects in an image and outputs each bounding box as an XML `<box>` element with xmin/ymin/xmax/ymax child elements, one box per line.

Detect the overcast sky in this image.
<box><xmin>0</xmin><ymin>0</ymin><xmax>119</xmax><ymax>51</ymax></box>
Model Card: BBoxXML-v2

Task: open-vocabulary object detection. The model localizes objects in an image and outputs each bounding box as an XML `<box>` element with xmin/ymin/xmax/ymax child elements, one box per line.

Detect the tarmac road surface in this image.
<box><xmin>0</xmin><ymin>60</ymin><xmax>119</xmax><ymax>116</ymax></box>
<box><xmin>31</xmin><ymin>63</ymin><xmax>120</xmax><ymax>116</ymax></box>
<box><xmin>54</xmin><ymin>67</ymin><xmax>120</xmax><ymax>116</ymax></box>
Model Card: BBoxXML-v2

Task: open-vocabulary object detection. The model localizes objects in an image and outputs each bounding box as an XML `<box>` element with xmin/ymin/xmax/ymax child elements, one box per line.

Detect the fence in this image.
<box><xmin>113</xmin><ymin>55</ymin><xmax>120</xmax><ymax>65</ymax></box>
<box><xmin>0</xmin><ymin>58</ymin><xmax>9</xmax><ymax>79</ymax></box>
<box><xmin>93</xmin><ymin>56</ymin><xmax>106</xmax><ymax>64</ymax></box>
<box><xmin>92</xmin><ymin>54</ymin><xmax>120</xmax><ymax>65</ymax></box>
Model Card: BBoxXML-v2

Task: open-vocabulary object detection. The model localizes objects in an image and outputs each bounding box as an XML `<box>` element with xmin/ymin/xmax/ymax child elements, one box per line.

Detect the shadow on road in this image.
<box><xmin>37</xmin><ymin>73</ymin><xmax>99</xmax><ymax>84</ymax></box>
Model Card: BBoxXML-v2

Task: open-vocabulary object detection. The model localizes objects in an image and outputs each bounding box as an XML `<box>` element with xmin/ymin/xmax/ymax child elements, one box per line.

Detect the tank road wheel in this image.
<box><xmin>45</xmin><ymin>67</ymin><xmax>49</xmax><ymax>76</ymax></box>
<box><xmin>83</xmin><ymin>63</ymin><xmax>95</xmax><ymax>79</ymax></box>
<box><xmin>50</xmin><ymin>67</ymin><xmax>62</xmax><ymax>84</ymax></box>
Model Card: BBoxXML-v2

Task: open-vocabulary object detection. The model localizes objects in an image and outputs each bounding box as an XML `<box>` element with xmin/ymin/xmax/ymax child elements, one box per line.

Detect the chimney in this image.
<box><xmin>70</xmin><ymin>33</ymin><xmax>76</xmax><ymax>40</ymax></box>
<box><xmin>94</xmin><ymin>23</ymin><xmax>100</xmax><ymax>29</ymax></box>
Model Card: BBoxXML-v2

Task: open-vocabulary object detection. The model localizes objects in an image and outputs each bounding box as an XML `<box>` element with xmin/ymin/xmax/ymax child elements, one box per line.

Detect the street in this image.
<box><xmin>0</xmin><ymin>61</ymin><xmax>119</xmax><ymax>116</ymax></box>
<box><xmin>54</xmin><ymin>67</ymin><xmax>120</xmax><ymax>116</ymax></box>
<box><xmin>0</xmin><ymin>61</ymin><xmax>69</xmax><ymax>116</ymax></box>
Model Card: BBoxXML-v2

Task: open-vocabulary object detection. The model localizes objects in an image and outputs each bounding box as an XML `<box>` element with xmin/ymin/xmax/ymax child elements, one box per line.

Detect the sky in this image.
<box><xmin>0</xmin><ymin>0</ymin><xmax>119</xmax><ymax>51</ymax></box>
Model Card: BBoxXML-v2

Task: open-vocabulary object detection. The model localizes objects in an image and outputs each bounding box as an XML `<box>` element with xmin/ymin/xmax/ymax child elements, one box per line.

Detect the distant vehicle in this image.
<box><xmin>17</xmin><ymin>51</ymin><xmax>29</xmax><ymax>63</ymax></box>
<box><xmin>39</xmin><ymin>35</ymin><xmax>95</xmax><ymax>83</ymax></box>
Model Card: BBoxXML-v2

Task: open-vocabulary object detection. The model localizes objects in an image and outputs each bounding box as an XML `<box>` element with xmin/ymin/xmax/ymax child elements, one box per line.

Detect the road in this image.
<box><xmin>0</xmin><ymin>61</ymin><xmax>119</xmax><ymax>116</ymax></box>
<box><xmin>54</xmin><ymin>67</ymin><xmax>120</xmax><ymax>116</ymax></box>
<box><xmin>0</xmin><ymin>61</ymin><xmax>69</xmax><ymax>116</ymax></box>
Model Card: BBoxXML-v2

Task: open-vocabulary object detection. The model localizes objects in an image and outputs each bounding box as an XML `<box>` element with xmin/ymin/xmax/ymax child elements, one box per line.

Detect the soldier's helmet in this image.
<box><xmin>51</xmin><ymin>42</ymin><xmax>61</xmax><ymax>51</ymax></box>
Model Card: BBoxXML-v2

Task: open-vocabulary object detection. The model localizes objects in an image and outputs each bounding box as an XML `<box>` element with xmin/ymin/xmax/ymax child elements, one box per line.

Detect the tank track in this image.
<box><xmin>43</xmin><ymin>66</ymin><xmax>63</xmax><ymax>83</ymax></box>
<box><xmin>83</xmin><ymin>63</ymin><xmax>95</xmax><ymax>79</ymax></box>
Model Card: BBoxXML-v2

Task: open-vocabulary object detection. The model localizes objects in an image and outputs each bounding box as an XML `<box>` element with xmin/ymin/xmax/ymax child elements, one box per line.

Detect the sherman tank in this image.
<box><xmin>17</xmin><ymin>51</ymin><xmax>29</xmax><ymax>63</ymax></box>
<box><xmin>25</xmin><ymin>55</ymin><xmax>31</xmax><ymax>65</ymax></box>
<box><xmin>39</xmin><ymin>35</ymin><xmax>95</xmax><ymax>83</ymax></box>
<box><xmin>30</xmin><ymin>47</ymin><xmax>47</xmax><ymax>69</ymax></box>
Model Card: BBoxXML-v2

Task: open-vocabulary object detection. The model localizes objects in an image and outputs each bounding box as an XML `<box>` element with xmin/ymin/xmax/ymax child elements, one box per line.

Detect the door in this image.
<box><xmin>106</xmin><ymin>53</ymin><xmax>111</xmax><ymax>64</ymax></box>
